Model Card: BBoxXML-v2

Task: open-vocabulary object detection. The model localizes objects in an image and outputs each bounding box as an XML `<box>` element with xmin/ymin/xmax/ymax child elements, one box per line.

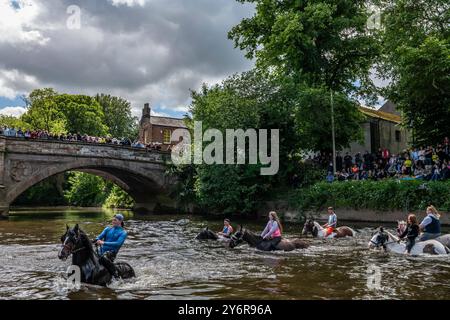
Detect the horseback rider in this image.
<box><xmin>398</xmin><ymin>214</ymin><xmax>419</xmax><ymax>254</ymax></box>
<box><xmin>260</xmin><ymin>211</ymin><xmax>283</xmax><ymax>250</ymax></box>
<box><xmin>218</xmin><ymin>218</ymin><xmax>233</xmax><ymax>238</ymax></box>
<box><xmin>94</xmin><ymin>214</ymin><xmax>128</xmax><ymax>278</ymax></box>
<box><xmin>323</xmin><ymin>207</ymin><xmax>337</xmax><ymax>237</ymax></box>
<box><xmin>418</xmin><ymin>205</ymin><xmax>441</xmax><ymax>241</ymax></box>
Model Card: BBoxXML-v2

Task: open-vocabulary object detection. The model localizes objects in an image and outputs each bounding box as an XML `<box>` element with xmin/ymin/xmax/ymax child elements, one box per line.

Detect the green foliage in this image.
<box><xmin>291</xmin><ymin>180</ymin><xmax>450</xmax><ymax>212</ymax></box>
<box><xmin>64</xmin><ymin>172</ymin><xmax>110</xmax><ymax>207</ymax></box>
<box><xmin>229</xmin><ymin>0</ymin><xmax>380</xmax><ymax>98</ymax></box>
<box><xmin>378</xmin><ymin>0</ymin><xmax>450</xmax><ymax>146</ymax></box>
<box><xmin>21</xmin><ymin>88</ymin><xmax>60</xmax><ymax>132</ymax></box>
<box><xmin>103</xmin><ymin>185</ymin><xmax>134</xmax><ymax>209</ymax></box>
<box><xmin>55</xmin><ymin>94</ymin><xmax>108</xmax><ymax>136</ymax></box>
<box><xmin>194</xmin><ymin>164</ymin><xmax>270</xmax><ymax>215</ymax></box>
<box><xmin>294</xmin><ymin>86</ymin><xmax>365</xmax><ymax>152</ymax></box>
<box><xmin>95</xmin><ymin>94</ymin><xmax>138</xmax><ymax>139</ymax></box>
<box><xmin>21</xmin><ymin>89</ymin><xmax>108</xmax><ymax>136</ymax></box>
<box><xmin>13</xmin><ymin>175</ymin><xmax>68</xmax><ymax>206</ymax></box>
<box><xmin>0</xmin><ymin>115</ymin><xmax>32</xmax><ymax>130</ymax></box>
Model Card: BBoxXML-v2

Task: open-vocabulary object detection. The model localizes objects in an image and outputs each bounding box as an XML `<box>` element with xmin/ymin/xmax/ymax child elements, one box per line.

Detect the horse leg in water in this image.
<box><xmin>115</xmin><ymin>262</ymin><xmax>136</xmax><ymax>279</ymax></box>
<box><xmin>99</xmin><ymin>251</ymin><xmax>119</xmax><ymax>278</ymax></box>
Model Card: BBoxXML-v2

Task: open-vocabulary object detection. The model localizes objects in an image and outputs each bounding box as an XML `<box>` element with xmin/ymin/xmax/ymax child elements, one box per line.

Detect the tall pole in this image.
<box><xmin>331</xmin><ymin>90</ymin><xmax>336</xmax><ymax>175</ymax></box>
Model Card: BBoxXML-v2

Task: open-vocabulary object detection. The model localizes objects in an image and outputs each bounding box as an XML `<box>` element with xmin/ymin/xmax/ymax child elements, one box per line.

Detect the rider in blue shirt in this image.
<box><xmin>94</xmin><ymin>214</ymin><xmax>128</xmax><ymax>278</ymax></box>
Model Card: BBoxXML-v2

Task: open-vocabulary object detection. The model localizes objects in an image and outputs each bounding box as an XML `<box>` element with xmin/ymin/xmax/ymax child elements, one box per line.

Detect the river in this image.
<box><xmin>0</xmin><ymin>208</ymin><xmax>448</xmax><ymax>300</ymax></box>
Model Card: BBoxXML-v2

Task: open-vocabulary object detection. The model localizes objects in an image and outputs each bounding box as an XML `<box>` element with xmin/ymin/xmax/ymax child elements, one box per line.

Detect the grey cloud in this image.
<box><xmin>0</xmin><ymin>0</ymin><xmax>255</xmax><ymax>112</ymax></box>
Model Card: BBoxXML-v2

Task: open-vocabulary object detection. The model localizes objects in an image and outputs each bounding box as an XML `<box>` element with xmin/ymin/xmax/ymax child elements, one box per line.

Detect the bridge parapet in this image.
<box><xmin>0</xmin><ymin>136</ymin><xmax>177</xmax><ymax>217</ymax></box>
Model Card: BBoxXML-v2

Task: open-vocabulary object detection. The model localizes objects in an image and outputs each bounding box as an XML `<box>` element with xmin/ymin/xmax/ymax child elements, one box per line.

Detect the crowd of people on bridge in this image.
<box><xmin>316</xmin><ymin>138</ymin><xmax>450</xmax><ymax>182</ymax></box>
<box><xmin>0</xmin><ymin>126</ymin><xmax>168</xmax><ymax>152</ymax></box>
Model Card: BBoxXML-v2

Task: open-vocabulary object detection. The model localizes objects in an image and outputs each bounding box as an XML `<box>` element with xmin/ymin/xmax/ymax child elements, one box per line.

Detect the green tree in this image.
<box><xmin>294</xmin><ymin>86</ymin><xmax>365</xmax><ymax>152</ymax></box>
<box><xmin>64</xmin><ymin>172</ymin><xmax>110</xmax><ymax>207</ymax></box>
<box><xmin>229</xmin><ymin>0</ymin><xmax>380</xmax><ymax>97</ymax></box>
<box><xmin>0</xmin><ymin>115</ymin><xmax>32</xmax><ymax>130</ymax></box>
<box><xmin>95</xmin><ymin>94</ymin><xmax>138</xmax><ymax>139</ymax></box>
<box><xmin>103</xmin><ymin>185</ymin><xmax>134</xmax><ymax>209</ymax></box>
<box><xmin>377</xmin><ymin>0</ymin><xmax>450</xmax><ymax>145</ymax></box>
<box><xmin>21</xmin><ymin>88</ymin><xmax>61</xmax><ymax>132</ymax></box>
<box><xmin>55</xmin><ymin>94</ymin><xmax>108</xmax><ymax>136</ymax></box>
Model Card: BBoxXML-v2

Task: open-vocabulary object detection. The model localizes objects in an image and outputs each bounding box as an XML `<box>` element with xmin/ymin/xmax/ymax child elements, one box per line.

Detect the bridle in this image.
<box><xmin>62</xmin><ymin>234</ymin><xmax>86</xmax><ymax>255</ymax></box>
<box><xmin>370</xmin><ymin>232</ymin><xmax>396</xmax><ymax>250</ymax></box>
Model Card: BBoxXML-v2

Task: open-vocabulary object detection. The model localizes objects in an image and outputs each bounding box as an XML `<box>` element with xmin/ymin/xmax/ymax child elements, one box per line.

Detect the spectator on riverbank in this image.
<box><xmin>319</xmin><ymin>139</ymin><xmax>450</xmax><ymax>183</ymax></box>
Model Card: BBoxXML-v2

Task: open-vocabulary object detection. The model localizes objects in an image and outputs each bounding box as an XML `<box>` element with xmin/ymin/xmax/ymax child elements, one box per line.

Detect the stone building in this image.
<box><xmin>344</xmin><ymin>101</ymin><xmax>411</xmax><ymax>155</ymax></box>
<box><xmin>138</xmin><ymin>103</ymin><xmax>188</xmax><ymax>151</ymax></box>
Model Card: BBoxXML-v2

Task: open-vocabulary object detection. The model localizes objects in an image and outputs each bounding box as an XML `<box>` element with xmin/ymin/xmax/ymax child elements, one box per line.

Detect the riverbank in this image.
<box><xmin>259</xmin><ymin>200</ymin><xmax>450</xmax><ymax>225</ymax></box>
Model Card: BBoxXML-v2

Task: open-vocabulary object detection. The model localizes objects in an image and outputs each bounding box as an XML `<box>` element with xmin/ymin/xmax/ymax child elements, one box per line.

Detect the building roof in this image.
<box><xmin>379</xmin><ymin>100</ymin><xmax>400</xmax><ymax>116</ymax></box>
<box><xmin>150</xmin><ymin>116</ymin><xmax>188</xmax><ymax>128</ymax></box>
<box><xmin>359</xmin><ymin>106</ymin><xmax>402</xmax><ymax>124</ymax></box>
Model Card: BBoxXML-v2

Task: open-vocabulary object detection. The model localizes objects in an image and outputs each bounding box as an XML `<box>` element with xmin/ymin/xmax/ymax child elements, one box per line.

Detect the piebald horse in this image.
<box><xmin>229</xmin><ymin>226</ymin><xmax>309</xmax><ymax>251</ymax></box>
<box><xmin>397</xmin><ymin>221</ymin><xmax>450</xmax><ymax>248</ymax></box>
<box><xmin>302</xmin><ymin>220</ymin><xmax>355</xmax><ymax>238</ymax></box>
<box><xmin>369</xmin><ymin>228</ymin><xmax>448</xmax><ymax>255</ymax></box>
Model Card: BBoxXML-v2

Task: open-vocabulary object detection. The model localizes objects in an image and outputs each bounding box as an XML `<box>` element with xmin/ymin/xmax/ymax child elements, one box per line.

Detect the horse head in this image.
<box><xmin>368</xmin><ymin>227</ymin><xmax>390</xmax><ymax>250</ymax></box>
<box><xmin>58</xmin><ymin>224</ymin><xmax>88</xmax><ymax>260</ymax></box>
<box><xmin>302</xmin><ymin>219</ymin><xmax>318</xmax><ymax>237</ymax></box>
<box><xmin>229</xmin><ymin>225</ymin><xmax>245</xmax><ymax>248</ymax></box>
<box><xmin>195</xmin><ymin>227</ymin><xmax>218</xmax><ymax>240</ymax></box>
<box><xmin>397</xmin><ymin>220</ymin><xmax>407</xmax><ymax>237</ymax></box>
<box><xmin>301</xmin><ymin>219</ymin><xmax>313</xmax><ymax>235</ymax></box>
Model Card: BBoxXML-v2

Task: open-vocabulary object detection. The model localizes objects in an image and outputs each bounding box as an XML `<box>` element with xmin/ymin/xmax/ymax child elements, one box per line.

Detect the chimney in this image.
<box><xmin>142</xmin><ymin>102</ymin><xmax>151</xmax><ymax>118</ymax></box>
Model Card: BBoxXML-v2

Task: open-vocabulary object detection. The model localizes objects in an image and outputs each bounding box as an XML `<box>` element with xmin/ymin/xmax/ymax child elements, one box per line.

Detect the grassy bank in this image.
<box><xmin>288</xmin><ymin>180</ymin><xmax>450</xmax><ymax>213</ymax></box>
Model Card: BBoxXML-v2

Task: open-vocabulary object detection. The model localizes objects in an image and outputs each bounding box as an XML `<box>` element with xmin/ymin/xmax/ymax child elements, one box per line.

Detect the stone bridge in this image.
<box><xmin>0</xmin><ymin>137</ymin><xmax>177</xmax><ymax>217</ymax></box>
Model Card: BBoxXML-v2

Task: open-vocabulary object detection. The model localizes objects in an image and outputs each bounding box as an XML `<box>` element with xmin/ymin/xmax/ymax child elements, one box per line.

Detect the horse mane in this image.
<box><xmin>313</xmin><ymin>221</ymin><xmax>322</xmax><ymax>230</ymax></box>
<box><xmin>242</xmin><ymin>228</ymin><xmax>262</xmax><ymax>246</ymax></box>
<box><xmin>385</xmin><ymin>230</ymin><xmax>399</xmax><ymax>242</ymax></box>
<box><xmin>78</xmin><ymin>228</ymin><xmax>95</xmax><ymax>256</ymax></box>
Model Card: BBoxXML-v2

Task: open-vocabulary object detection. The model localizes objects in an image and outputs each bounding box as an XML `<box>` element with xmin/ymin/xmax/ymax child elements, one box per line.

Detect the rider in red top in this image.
<box><xmin>323</xmin><ymin>207</ymin><xmax>337</xmax><ymax>237</ymax></box>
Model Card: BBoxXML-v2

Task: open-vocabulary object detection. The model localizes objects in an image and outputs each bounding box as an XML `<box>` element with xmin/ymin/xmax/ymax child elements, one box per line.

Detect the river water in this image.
<box><xmin>0</xmin><ymin>209</ymin><xmax>448</xmax><ymax>300</ymax></box>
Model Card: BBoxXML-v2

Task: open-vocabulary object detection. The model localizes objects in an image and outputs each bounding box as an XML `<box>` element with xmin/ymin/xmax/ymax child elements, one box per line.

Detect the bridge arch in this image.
<box><xmin>0</xmin><ymin>137</ymin><xmax>178</xmax><ymax>216</ymax></box>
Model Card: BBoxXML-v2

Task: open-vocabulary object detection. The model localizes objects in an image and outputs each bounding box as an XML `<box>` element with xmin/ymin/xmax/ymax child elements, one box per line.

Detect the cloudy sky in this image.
<box><xmin>0</xmin><ymin>0</ymin><xmax>255</xmax><ymax>118</ymax></box>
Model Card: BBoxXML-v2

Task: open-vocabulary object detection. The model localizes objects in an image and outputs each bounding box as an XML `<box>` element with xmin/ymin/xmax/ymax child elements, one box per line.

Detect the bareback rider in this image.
<box><xmin>94</xmin><ymin>214</ymin><xmax>128</xmax><ymax>278</ymax></box>
<box><xmin>323</xmin><ymin>207</ymin><xmax>337</xmax><ymax>237</ymax></box>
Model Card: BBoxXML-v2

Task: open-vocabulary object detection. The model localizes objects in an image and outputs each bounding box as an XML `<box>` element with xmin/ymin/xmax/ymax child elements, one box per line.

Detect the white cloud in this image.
<box><xmin>0</xmin><ymin>0</ymin><xmax>255</xmax><ymax>116</ymax></box>
<box><xmin>109</xmin><ymin>0</ymin><xmax>148</xmax><ymax>7</ymax></box>
<box><xmin>0</xmin><ymin>106</ymin><xmax>27</xmax><ymax>117</ymax></box>
<box><xmin>0</xmin><ymin>68</ymin><xmax>39</xmax><ymax>99</ymax></box>
<box><xmin>0</xmin><ymin>0</ymin><xmax>50</xmax><ymax>46</ymax></box>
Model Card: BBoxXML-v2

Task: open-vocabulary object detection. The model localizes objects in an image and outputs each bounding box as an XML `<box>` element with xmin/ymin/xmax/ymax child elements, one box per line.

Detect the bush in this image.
<box><xmin>64</xmin><ymin>172</ymin><xmax>109</xmax><ymax>207</ymax></box>
<box><xmin>103</xmin><ymin>185</ymin><xmax>134</xmax><ymax>209</ymax></box>
<box><xmin>290</xmin><ymin>180</ymin><xmax>450</xmax><ymax>213</ymax></box>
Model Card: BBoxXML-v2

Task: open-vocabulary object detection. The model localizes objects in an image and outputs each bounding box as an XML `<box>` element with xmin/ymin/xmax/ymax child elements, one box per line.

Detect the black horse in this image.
<box><xmin>195</xmin><ymin>227</ymin><xmax>219</xmax><ymax>240</ymax></box>
<box><xmin>229</xmin><ymin>226</ymin><xmax>309</xmax><ymax>251</ymax></box>
<box><xmin>58</xmin><ymin>224</ymin><xmax>135</xmax><ymax>286</ymax></box>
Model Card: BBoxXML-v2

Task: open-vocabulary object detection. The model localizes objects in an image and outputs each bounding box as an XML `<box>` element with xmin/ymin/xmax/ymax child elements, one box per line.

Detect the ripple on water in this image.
<box><xmin>0</xmin><ymin>215</ymin><xmax>449</xmax><ymax>299</ymax></box>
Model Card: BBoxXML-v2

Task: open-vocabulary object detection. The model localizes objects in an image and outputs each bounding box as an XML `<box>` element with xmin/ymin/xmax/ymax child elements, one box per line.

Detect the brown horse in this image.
<box><xmin>302</xmin><ymin>220</ymin><xmax>355</xmax><ymax>238</ymax></box>
<box><xmin>229</xmin><ymin>226</ymin><xmax>309</xmax><ymax>251</ymax></box>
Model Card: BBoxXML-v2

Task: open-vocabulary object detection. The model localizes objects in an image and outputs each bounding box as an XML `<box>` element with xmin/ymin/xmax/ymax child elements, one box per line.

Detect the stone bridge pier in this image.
<box><xmin>0</xmin><ymin>137</ymin><xmax>178</xmax><ymax>217</ymax></box>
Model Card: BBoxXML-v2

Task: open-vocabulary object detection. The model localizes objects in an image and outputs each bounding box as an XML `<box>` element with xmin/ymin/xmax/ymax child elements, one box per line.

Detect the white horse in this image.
<box><xmin>302</xmin><ymin>220</ymin><xmax>355</xmax><ymax>238</ymax></box>
<box><xmin>397</xmin><ymin>220</ymin><xmax>450</xmax><ymax>248</ymax></box>
<box><xmin>369</xmin><ymin>228</ymin><xmax>448</xmax><ymax>255</ymax></box>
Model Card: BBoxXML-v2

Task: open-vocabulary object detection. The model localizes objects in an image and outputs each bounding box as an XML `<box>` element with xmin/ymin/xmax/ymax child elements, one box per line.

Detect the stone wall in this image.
<box><xmin>258</xmin><ymin>201</ymin><xmax>450</xmax><ymax>225</ymax></box>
